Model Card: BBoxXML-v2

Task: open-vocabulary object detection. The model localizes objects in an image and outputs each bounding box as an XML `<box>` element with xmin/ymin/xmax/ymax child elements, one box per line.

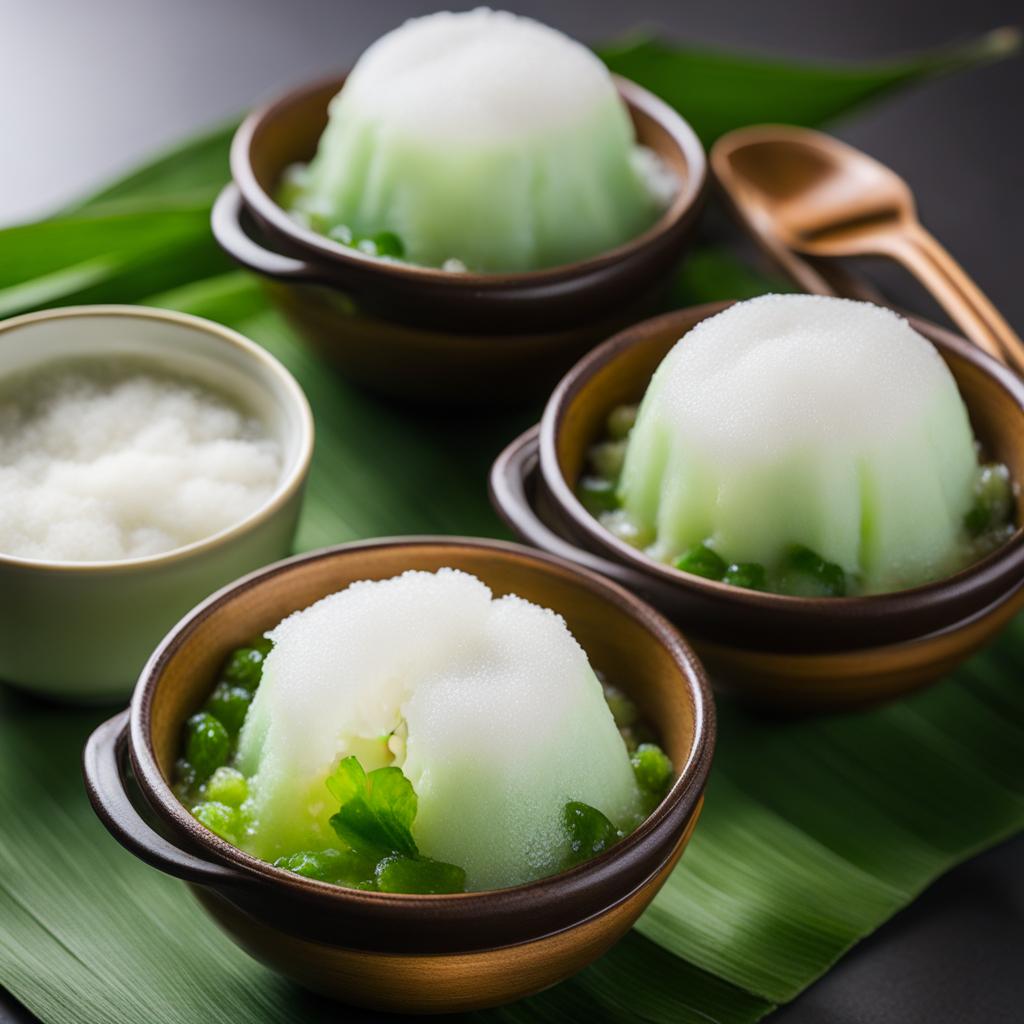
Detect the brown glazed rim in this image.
<box><xmin>230</xmin><ymin>72</ymin><xmax>707</xmax><ymax>287</ymax></box>
<box><xmin>128</xmin><ymin>537</ymin><xmax>713</xmax><ymax>944</ymax></box>
<box><xmin>540</xmin><ymin>302</ymin><xmax>1024</xmax><ymax>620</ymax></box>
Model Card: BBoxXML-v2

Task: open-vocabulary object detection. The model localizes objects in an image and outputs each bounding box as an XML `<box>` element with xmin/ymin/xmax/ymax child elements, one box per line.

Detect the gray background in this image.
<box><xmin>1</xmin><ymin>1</ymin><xmax>1022</xmax><ymax>1021</ymax></box>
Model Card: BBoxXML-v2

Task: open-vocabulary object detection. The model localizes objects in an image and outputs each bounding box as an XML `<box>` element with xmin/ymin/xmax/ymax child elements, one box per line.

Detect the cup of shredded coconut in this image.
<box><xmin>0</xmin><ymin>305</ymin><xmax>313</xmax><ymax>702</ymax></box>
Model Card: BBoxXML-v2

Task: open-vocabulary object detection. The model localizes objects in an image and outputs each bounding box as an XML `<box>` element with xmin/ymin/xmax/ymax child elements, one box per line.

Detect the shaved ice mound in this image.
<box><xmin>617</xmin><ymin>294</ymin><xmax>987</xmax><ymax>593</ymax></box>
<box><xmin>283</xmin><ymin>9</ymin><xmax>670</xmax><ymax>272</ymax></box>
<box><xmin>237</xmin><ymin>568</ymin><xmax>641</xmax><ymax>890</ymax></box>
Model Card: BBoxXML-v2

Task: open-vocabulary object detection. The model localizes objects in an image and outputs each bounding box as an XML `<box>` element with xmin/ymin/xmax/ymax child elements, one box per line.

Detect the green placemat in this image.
<box><xmin>1</xmin><ymin>28</ymin><xmax>1021</xmax><ymax>1024</ymax></box>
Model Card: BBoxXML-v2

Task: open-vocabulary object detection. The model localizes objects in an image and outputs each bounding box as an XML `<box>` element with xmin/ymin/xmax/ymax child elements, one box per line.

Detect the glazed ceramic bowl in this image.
<box><xmin>84</xmin><ymin>537</ymin><xmax>714</xmax><ymax>1012</ymax></box>
<box><xmin>489</xmin><ymin>304</ymin><xmax>1024</xmax><ymax>709</ymax></box>
<box><xmin>0</xmin><ymin>305</ymin><xmax>313</xmax><ymax>702</ymax></box>
<box><xmin>211</xmin><ymin>73</ymin><xmax>707</xmax><ymax>404</ymax></box>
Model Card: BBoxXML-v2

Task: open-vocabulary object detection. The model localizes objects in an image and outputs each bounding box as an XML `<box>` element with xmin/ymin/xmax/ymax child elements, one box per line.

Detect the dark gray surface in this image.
<box><xmin>2</xmin><ymin>1</ymin><xmax>1022</xmax><ymax>1022</ymax></box>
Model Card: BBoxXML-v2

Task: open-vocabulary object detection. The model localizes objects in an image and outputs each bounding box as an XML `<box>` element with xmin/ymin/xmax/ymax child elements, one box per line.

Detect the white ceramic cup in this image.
<box><xmin>0</xmin><ymin>305</ymin><xmax>314</xmax><ymax>702</ymax></box>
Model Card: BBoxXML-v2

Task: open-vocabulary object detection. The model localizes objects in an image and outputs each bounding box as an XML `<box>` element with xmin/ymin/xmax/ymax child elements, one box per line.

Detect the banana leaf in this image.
<box><xmin>1</xmin><ymin>27</ymin><xmax>1022</xmax><ymax>1024</ymax></box>
<box><xmin>598</xmin><ymin>26</ymin><xmax>1020</xmax><ymax>144</ymax></box>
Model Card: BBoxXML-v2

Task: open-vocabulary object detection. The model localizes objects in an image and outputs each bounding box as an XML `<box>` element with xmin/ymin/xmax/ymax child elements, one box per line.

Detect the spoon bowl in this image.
<box><xmin>717</xmin><ymin>127</ymin><xmax>915</xmax><ymax>254</ymax></box>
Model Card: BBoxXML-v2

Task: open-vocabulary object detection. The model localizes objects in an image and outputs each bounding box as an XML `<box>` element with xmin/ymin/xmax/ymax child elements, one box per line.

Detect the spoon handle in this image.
<box><xmin>881</xmin><ymin>225</ymin><xmax>1024</xmax><ymax>372</ymax></box>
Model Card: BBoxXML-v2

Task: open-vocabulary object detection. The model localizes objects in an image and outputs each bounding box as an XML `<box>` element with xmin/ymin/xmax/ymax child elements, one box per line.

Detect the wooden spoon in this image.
<box><xmin>712</xmin><ymin>124</ymin><xmax>1024</xmax><ymax>372</ymax></box>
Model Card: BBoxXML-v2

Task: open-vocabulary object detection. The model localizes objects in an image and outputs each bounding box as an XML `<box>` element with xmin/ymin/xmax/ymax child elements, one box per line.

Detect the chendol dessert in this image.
<box><xmin>280</xmin><ymin>9</ymin><xmax>674</xmax><ymax>272</ymax></box>
<box><xmin>579</xmin><ymin>295</ymin><xmax>1015</xmax><ymax>596</ymax></box>
<box><xmin>0</xmin><ymin>360</ymin><xmax>281</xmax><ymax>562</ymax></box>
<box><xmin>175</xmin><ymin>569</ymin><xmax>672</xmax><ymax>893</ymax></box>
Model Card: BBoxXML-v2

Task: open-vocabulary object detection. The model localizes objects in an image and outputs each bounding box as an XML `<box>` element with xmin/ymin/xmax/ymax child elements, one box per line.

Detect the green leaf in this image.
<box><xmin>69</xmin><ymin>120</ymin><xmax>237</xmax><ymax>212</ymax></box>
<box><xmin>326</xmin><ymin>757</ymin><xmax>418</xmax><ymax>859</ymax></box>
<box><xmin>0</xmin><ymin>203</ymin><xmax>231</xmax><ymax>318</ymax></box>
<box><xmin>669</xmin><ymin>243</ymin><xmax>794</xmax><ymax>306</ymax></box>
<box><xmin>375</xmin><ymin>854</ymin><xmax>467</xmax><ymax>894</ymax></box>
<box><xmin>599</xmin><ymin>26</ymin><xmax>1021</xmax><ymax>144</ymax></box>
<box><xmin>674</xmin><ymin>543</ymin><xmax>728</xmax><ymax>580</ymax></box>
<box><xmin>273</xmin><ymin>849</ymin><xmax>377</xmax><ymax>888</ymax></box>
<box><xmin>563</xmin><ymin>801</ymin><xmax>622</xmax><ymax>868</ymax></box>
<box><xmin>778</xmin><ymin>545</ymin><xmax>848</xmax><ymax>597</ymax></box>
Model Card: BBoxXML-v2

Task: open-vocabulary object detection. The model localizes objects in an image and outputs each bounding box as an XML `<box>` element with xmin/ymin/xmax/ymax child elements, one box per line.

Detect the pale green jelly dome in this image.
<box><xmin>286</xmin><ymin>9</ymin><xmax>667</xmax><ymax>272</ymax></box>
<box><xmin>236</xmin><ymin>569</ymin><xmax>641</xmax><ymax>891</ymax></box>
<box><xmin>617</xmin><ymin>295</ymin><xmax>984</xmax><ymax>594</ymax></box>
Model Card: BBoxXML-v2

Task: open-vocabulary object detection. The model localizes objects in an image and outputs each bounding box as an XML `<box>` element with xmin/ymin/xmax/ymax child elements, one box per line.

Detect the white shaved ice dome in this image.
<box><xmin>237</xmin><ymin>569</ymin><xmax>641</xmax><ymax>890</ymax></box>
<box><xmin>617</xmin><ymin>294</ymin><xmax>983</xmax><ymax>593</ymax></box>
<box><xmin>287</xmin><ymin>8</ymin><xmax>668</xmax><ymax>271</ymax></box>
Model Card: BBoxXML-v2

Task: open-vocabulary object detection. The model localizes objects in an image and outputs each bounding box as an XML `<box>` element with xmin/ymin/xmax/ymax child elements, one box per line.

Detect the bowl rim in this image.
<box><xmin>128</xmin><ymin>535</ymin><xmax>715</xmax><ymax>914</ymax></box>
<box><xmin>539</xmin><ymin>300</ymin><xmax>1024</xmax><ymax>617</ymax></box>
<box><xmin>0</xmin><ymin>304</ymin><xmax>314</xmax><ymax>575</ymax></box>
<box><xmin>230</xmin><ymin>71</ymin><xmax>708</xmax><ymax>286</ymax></box>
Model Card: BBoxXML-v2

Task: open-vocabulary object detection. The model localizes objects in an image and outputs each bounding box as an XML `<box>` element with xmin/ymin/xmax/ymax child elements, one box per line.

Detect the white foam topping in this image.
<box><xmin>338</xmin><ymin>8</ymin><xmax>621</xmax><ymax>140</ymax></box>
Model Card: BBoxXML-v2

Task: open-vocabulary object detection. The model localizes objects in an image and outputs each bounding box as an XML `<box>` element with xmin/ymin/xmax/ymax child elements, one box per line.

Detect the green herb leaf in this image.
<box><xmin>965</xmin><ymin>463</ymin><xmax>1014</xmax><ymax>536</ymax></box>
<box><xmin>327</xmin><ymin>757</ymin><xmax>418</xmax><ymax>860</ymax></box>
<box><xmin>722</xmin><ymin>562</ymin><xmax>768</xmax><ymax>591</ymax></box>
<box><xmin>273</xmin><ymin>848</ymin><xmax>377</xmax><ymax>888</ymax></box>
<box><xmin>374</xmin><ymin>854</ymin><xmax>466</xmax><ymax>894</ymax></box>
<box><xmin>778</xmin><ymin>545</ymin><xmax>848</xmax><ymax>597</ymax></box>
<box><xmin>674</xmin><ymin>543</ymin><xmax>728</xmax><ymax>580</ymax></box>
<box><xmin>563</xmin><ymin>801</ymin><xmax>623</xmax><ymax>868</ymax></box>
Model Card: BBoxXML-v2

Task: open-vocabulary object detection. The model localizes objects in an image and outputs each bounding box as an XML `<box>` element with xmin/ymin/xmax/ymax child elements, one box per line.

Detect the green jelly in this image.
<box><xmin>674</xmin><ymin>543</ymin><xmax>728</xmax><ymax>580</ymax></box>
<box><xmin>631</xmin><ymin>743</ymin><xmax>674</xmax><ymax>796</ymax></box>
<box><xmin>778</xmin><ymin>546</ymin><xmax>848</xmax><ymax>597</ymax></box>
<box><xmin>184</xmin><ymin>712</ymin><xmax>230</xmax><ymax>782</ymax></box>
<box><xmin>223</xmin><ymin>637</ymin><xmax>272</xmax><ymax>691</ymax></box>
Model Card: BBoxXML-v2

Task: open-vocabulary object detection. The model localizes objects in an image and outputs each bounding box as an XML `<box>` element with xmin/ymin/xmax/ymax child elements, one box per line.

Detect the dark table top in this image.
<box><xmin>1</xmin><ymin>1</ymin><xmax>1022</xmax><ymax>1022</ymax></box>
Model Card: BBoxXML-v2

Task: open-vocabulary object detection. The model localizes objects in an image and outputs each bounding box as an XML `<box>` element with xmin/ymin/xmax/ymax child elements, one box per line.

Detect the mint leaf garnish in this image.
<box><xmin>326</xmin><ymin>756</ymin><xmax>418</xmax><ymax>860</ymax></box>
<box><xmin>375</xmin><ymin>854</ymin><xmax>466</xmax><ymax>894</ymax></box>
<box><xmin>324</xmin><ymin>756</ymin><xmax>466</xmax><ymax>892</ymax></box>
<box><xmin>563</xmin><ymin>801</ymin><xmax>622</xmax><ymax>868</ymax></box>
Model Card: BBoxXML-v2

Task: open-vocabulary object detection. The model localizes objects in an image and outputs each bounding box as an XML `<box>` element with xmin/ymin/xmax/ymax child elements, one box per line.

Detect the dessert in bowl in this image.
<box><xmin>213</xmin><ymin>9</ymin><xmax>706</xmax><ymax>403</ymax></box>
<box><xmin>84</xmin><ymin>538</ymin><xmax>713</xmax><ymax>1011</ymax></box>
<box><xmin>490</xmin><ymin>298</ymin><xmax>1024</xmax><ymax>708</ymax></box>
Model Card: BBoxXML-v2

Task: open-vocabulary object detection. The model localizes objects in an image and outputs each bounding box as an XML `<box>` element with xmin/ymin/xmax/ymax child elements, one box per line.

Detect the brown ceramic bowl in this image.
<box><xmin>488</xmin><ymin>303</ymin><xmax>1024</xmax><ymax>709</ymax></box>
<box><xmin>84</xmin><ymin>537</ymin><xmax>713</xmax><ymax>1012</ymax></box>
<box><xmin>211</xmin><ymin>73</ymin><xmax>707</xmax><ymax>404</ymax></box>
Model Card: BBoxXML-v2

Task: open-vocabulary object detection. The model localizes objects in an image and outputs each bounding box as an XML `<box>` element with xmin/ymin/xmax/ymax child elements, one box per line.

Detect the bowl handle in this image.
<box><xmin>83</xmin><ymin>710</ymin><xmax>250</xmax><ymax>889</ymax></box>
<box><xmin>211</xmin><ymin>183</ymin><xmax>324</xmax><ymax>283</ymax></box>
